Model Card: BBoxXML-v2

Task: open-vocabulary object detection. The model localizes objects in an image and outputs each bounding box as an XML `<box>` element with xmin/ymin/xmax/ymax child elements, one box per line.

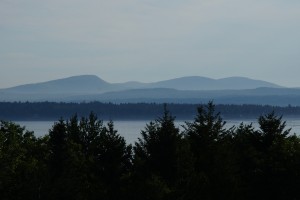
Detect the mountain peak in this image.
<box><xmin>0</xmin><ymin>75</ymin><xmax>283</xmax><ymax>102</ymax></box>
<box><xmin>148</xmin><ymin>76</ymin><xmax>281</xmax><ymax>90</ymax></box>
<box><xmin>48</xmin><ymin>74</ymin><xmax>106</xmax><ymax>83</ymax></box>
<box><xmin>216</xmin><ymin>77</ymin><xmax>281</xmax><ymax>89</ymax></box>
<box><xmin>4</xmin><ymin>75</ymin><xmax>110</xmax><ymax>94</ymax></box>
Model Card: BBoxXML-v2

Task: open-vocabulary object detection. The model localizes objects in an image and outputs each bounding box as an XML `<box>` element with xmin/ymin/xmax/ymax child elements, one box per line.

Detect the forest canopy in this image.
<box><xmin>1</xmin><ymin>102</ymin><xmax>300</xmax><ymax>200</ymax></box>
<box><xmin>1</xmin><ymin>101</ymin><xmax>300</xmax><ymax>120</ymax></box>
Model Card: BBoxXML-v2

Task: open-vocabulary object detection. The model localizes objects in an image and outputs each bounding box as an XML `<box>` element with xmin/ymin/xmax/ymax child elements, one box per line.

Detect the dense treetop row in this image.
<box><xmin>1</xmin><ymin>101</ymin><xmax>300</xmax><ymax>120</ymax></box>
<box><xmin>1</xmin><ymin>102</ymin><xmax>300</xmax><ymax>199</ymax></box>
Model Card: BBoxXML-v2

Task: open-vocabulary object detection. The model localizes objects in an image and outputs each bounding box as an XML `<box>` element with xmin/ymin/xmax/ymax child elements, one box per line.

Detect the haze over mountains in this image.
<box><xmin>1</xmin><ymin>75</ymin><xmax>281</xmax><ymax>92</ymax></box>
<box><xmin>1</xmin><ymin>75</ymin><xmax>300</xmax><ymax>106</ymax></box>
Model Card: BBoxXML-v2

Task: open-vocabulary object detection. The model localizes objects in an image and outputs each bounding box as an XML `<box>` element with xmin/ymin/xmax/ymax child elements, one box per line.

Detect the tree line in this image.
<box><xmin>1</xmin><ymin>102</ymin><xmax>300</xmax><ymax>199</ymax></box>
<box><xmin>1</xmin><ymin>101</ymin><xmax>300</xmax><ymax>120</ymax></box>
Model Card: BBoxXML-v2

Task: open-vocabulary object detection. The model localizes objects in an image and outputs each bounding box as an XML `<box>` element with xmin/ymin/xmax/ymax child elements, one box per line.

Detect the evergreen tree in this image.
<box><xmin>48</xmin><ymin>119</ymin><xmax>67</xmax><ymax>177</ymax></box>
<box><xmin>133</xmin><ymin>105</ymin><xmax>192</xmax><ymax>199</ymax></box>
<box><xmin>232</xmin><ymin>122</ymin><xmax>262</xmax><ymax>199</ymax></box>
<box><xmin>183</xmin><ymin>101</ymin><xmax>236</xmax><ymax>199</ymax></box>
<box><xmin>45</xmin><ymin>113</ymin><xmax>132</xmax><ymax>200</ymax></box>
<box><xmin>258</xmin><ymin>111</ymin><xmax>291</xmax><ymax>148</ymax></box>
<box><xmin>94</xmin><ymin>120</ymin><xmax>132</xmax><ymax>200</ymax></box>
<box><xmin>233</xmin><ymin>112</ymin><xmax>294</xmax><ymax>199</ymax></box>
<box><xmin>0</xmin><ymin>121</ymin><xmax>43</xmax><ymax>199</ymax></box>
<box><xmin>256</xmin><ymin>112</ymin><xmax>292</xmax><ymax>199</ymax></box>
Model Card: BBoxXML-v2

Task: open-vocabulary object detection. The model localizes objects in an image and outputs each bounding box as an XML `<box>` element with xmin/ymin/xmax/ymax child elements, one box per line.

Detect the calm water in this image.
<box><xmin>16</xmin><ymin>119</ymin><xmax>300</xmax><ymax>144</ymax></box>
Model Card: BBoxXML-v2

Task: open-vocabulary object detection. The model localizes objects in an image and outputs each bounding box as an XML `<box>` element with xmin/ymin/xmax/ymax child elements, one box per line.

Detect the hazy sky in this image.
<box><xmin>1</xmin><ymin>0</ymin><xmax>300</xmax><ymax>88</ymax></box>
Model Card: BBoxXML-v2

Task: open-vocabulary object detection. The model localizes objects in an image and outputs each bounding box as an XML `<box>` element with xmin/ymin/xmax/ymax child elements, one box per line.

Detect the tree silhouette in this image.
<box><xmin>45</xmin><ymin>113</ymin><xmax>132</xmax><ymax>200</ymax></box>
<box><xmin>0</xmin><ymin>121</ymin><xmax>43</xmax><ymax>199</ymax></box>
<box><xmin>2</xmin><ymin>103</ymin><xmax>300</xmax><ymax>199</ymax></box>
<box><xmin>133</xmin><ymin>105</ymin><xmax>192</xmax><ymax>199</ymax></box>
<box><xmin>183</xmin><ymin>101</ymin><xmax>237</xmax><ymax>199</ymax></box>
<box><xmin>258</xmin><ymin>111</ymin><xmax>291</xmax><ymax>148</ymax></box>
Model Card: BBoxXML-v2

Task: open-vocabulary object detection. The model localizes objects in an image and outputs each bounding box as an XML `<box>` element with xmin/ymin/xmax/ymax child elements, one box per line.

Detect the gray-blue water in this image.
<box><xmin>16</xmin><ymin>119</ymin><xmax>300</xmax><ymax>144</ymax></box>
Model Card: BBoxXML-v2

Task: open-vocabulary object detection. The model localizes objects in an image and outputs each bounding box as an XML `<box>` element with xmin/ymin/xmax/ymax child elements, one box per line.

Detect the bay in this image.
<box><xmin>16</xmin><ymin>119</ymin><xmax>300</xmax><ymax>144</ymax></box>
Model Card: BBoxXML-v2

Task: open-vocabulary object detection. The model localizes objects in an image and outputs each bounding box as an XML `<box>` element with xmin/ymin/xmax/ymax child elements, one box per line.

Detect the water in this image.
<box><xmin>16</xmin><ymin>119</ymin><xmax>300</xmax><ymax>144</ymax></box>
<box><xmin>16</xmin><ymin>120</ymin><xmax>151</xmax><ymax>144</ymax></box>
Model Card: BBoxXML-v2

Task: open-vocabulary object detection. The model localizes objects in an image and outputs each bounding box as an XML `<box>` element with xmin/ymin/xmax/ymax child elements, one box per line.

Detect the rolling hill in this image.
<box><xmin>1</xmin><ymin>75</ymin><xmax>281</xmax><ymax>93</ymax></box>
<box><xmin>2</xmin><ymin>75</ymin><xmax>112</xmax><ymax>94</ymax></box>
<box><xmin>146</xmin><ymin>76</ymin><xmax>281</xmax><ymax>90</ymax></box>
<box><xmin>1</xmin><ymin>75</ymin><xmax>298</xmax><ymax>105</ymax></box>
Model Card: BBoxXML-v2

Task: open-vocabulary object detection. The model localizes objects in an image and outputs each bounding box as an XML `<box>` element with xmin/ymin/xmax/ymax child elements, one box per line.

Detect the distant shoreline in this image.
<box><xmin>2</xmin><ymin>101</ymin><xmax>300</xmax><ymax>121</ymax></box>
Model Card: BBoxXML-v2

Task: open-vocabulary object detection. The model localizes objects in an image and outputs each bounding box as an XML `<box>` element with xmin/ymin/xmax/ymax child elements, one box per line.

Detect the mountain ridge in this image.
<box><xmin>2</xmin><ymin>75</ymin><xmax>110</xmax><ymax>94</ymax></box>
<box><xmin>1</xmin><ymin>75</ymin><xmax>282</xmax><ymax>92</ymax></box>
<box><xmin>146</xmin><ymin>76</ymin><xmax>281</xmax><ymax>90</ymax></box>
<box><xmin>1</xmin><ymin>75</ymin><xmax>295</xmax><ymax>105</ymax></box>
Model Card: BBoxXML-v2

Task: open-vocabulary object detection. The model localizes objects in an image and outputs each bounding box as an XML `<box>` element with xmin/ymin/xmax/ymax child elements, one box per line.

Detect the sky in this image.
<box><xmin>1</xmin><ymin>0</ymin><xmax>300</xmax><ymax>88</ymax></box>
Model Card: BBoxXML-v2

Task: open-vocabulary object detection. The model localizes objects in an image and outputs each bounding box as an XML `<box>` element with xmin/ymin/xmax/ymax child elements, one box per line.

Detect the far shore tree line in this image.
<box><xmin>1</xmin><ymin>102</ymin><xmax>300</xmax><ymax>199</ymax></box>
<box><xmin>1</xmin><ymin>101</ymin><xmax>300</xmax><ymax>120</ymax></box>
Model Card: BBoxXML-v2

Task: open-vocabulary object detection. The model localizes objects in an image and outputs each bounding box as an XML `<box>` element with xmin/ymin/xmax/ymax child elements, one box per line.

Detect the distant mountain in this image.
<box><xmin>2</xmin><ymin>75</ymin><xmax>112</xmax><ymax>94</ymax></box>
<box><xmin>1</xmin><ymin>75</ymin><xmax>281</xmax><ymax>94</ymax></box>
<box><xmin>1</xmin><ymin>75</ymin><xmax>293</xmax><ymax>105</ymax></box>
<box><xmin>147</xmin><ymin>76</ymin><xmax>281</xmax><ymax>90</ymax></box>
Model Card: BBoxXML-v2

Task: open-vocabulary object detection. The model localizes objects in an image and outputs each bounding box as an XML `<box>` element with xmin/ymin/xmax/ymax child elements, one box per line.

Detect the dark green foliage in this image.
<box><xmin>255</xmin><ymin>112</ymin><xmax>294</xmax><ymax>200</ymax></box>
<box><xmin>231</xmin><ymin>113</ymin><xmax>296</xmax><ymax>200</ymax></box>
<box><xmin>0</xmin><ymin>121</ymin><xmax>46</xmax><ymax>200</ymax></box>
<box><xmin>2</xmin><ymin>102</ymin><xmax>300</xmax><ymax>199</ymax></box>
<box><xmin>132</xmin><ymin>105</ymin><xmax>195</xmax><ymax>200</ymax></box>
<box><xmin>258</xmin><ymin>111</ymin><xmax>291</xmax><ymax>148</ymax></box>
<box><xmin>3</xmin><ymin>101</ymin><xmax>300</xmax><ymax>120</ymax></box>
<box><xmin>45</xmin><ymin>113</ymin><xmax>132</xmax><ymax>200</ymax></box>
<box><xmin>183</xmin><ymin>101</ymin><xmax>237</xmax><ymax>199</ymax></box>
<box><xmin>95</xmin><ymin>120</ymin><xmax>133</xmax><ymax>200</ymax></box>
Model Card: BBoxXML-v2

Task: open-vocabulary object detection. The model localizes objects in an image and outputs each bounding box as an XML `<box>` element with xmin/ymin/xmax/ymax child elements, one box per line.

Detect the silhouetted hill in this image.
<box><xmin>1</xmin><ymin>75</ymin><xmax>281</xmax><ymax>93</ymax></box>
<box><xmin>59</xmin><ymin>87</ymin><xmax>300</xmax><ymax>106</ymax></box>
<box><xmin>216</xmin><ymin>77</ymin><xmax>281</xmax><ymax>90</ymax></box>
<box><xmin>2</xmin><ymin>75</ymin><xmax>112</xmax><ymax>94</ymax></box>
<box><xmin>1</xmin><ymin>75</ymin><xmax>295</xmax><ymax>105</ymax></box>
<box><xmin>147</xmin><ymin>76</ymin><xmax>281</xmax><ymax>90</ymax></box>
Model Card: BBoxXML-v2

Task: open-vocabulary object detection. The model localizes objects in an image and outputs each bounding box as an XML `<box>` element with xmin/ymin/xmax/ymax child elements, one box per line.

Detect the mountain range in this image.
<box><xmin>1</xmin><ymin>75</ymin><xmax>300</xmax><ymax>106</ymax></box>
<box><xmin>1</xmin><ymin>75</ymin><xmax>281</xmax><ymax>93</ymax></box>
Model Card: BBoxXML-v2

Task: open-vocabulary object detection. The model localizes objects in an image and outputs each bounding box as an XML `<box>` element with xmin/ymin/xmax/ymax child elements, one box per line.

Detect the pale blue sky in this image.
<box><xmin>1</xmin><ymin>0</ymin><xmax>300</xmax><ymax>88</ymax></box>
